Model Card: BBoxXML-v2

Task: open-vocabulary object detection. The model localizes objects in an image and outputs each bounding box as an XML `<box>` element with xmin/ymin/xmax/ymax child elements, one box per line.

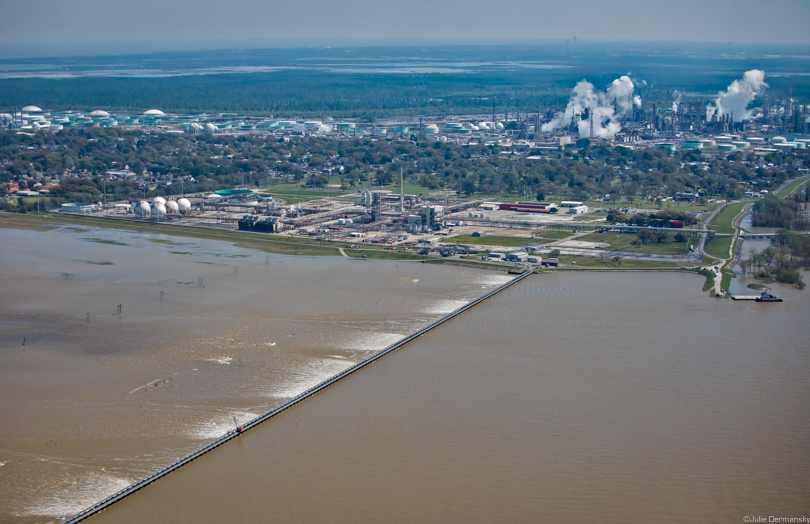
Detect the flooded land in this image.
<box><xmin>0</xmin><ymin>225</ymin><xmax>510</xmax><ymax>523</ymax></box>
<box><xmin>1</xmin><ymin>224</ymin><xmax>808</xmax><ymax>523</ymax></box>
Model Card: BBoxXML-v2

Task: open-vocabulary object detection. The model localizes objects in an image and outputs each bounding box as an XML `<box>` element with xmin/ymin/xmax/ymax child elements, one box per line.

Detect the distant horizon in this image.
<box><xmin>3</xmin><ymin>38</ymin><xmax>810</xmax><ymax>61</ymax></box>
<box><xmin>1</xmin><ymin>0</ymin><xmax>808</xmax><ymax>59</ymax></box>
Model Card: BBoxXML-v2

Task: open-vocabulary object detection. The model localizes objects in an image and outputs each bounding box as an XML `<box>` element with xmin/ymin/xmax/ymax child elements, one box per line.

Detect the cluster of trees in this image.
<box><xmin>606</xmin><ymin>209</ymin><xmax>699</xmax><ymax>227</ymax></box>
<box><xmin>751</xmin><ymin>194</ymin><xmax>809</xmax><ymax>230</ymax></box>
<box><xmin>739</xmin><ymin>230</ymin><xmax>809</xmax><ymax>289</ymax></box>
<box><xmin>3</xmin><ymin>128</ymin><xmax>810</xmax><ymax>212</ymax></box>
<box><xmin>633</xmin><ymin>229</ymin><xmax>690</xmax><ymax>244</ymax></box>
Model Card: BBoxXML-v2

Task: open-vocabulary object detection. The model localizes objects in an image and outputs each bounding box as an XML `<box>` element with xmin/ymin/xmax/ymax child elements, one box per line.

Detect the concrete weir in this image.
<box><xmin>59</xmin><ymin>269</ymin><xmax>534</xmax><ymax>524</ymax></box>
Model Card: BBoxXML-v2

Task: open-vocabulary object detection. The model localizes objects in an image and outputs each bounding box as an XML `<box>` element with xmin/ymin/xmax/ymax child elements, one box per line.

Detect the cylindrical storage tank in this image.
<box><xmin>177</xmin><ymin>198</ymin><xmax>191</xmax><ymax>213</ymax></box>
<box><xmin>718</xmin><ymin>144</ymin><xmax>737</xmax><ymax>151</ymax></box>
<box><xmin>151</xmin><ymin>203</ymin><xmax>167</xmax><ymax>216</ymax></box>
<box><xmin>153</xmin><ymin>196</ymin><xmax>166</xmax><ymax>205</ymax></box>
<box><xmin>732</xmin><ymin>141</ymin><xmax>749</xmax><ymax>149</ymax></box>
<box><xmin>714</xmin><ymin>136</ymin><xmax>733</xmax><ymax>143</ymax></box>
<box><xmin>771</xmin><ymin>136</ymin><xmax>786</xmax><ymax>144</ymax></box>
<box><xmin>424</xmin><ymin>125</ymin><xmax>439</xmax><ymax>134</ymax></box>
<box><xmin>701</xmin><ymin>139</ymin><xmax>716</xmax><ymax>148</ymax></box>
<box><xmin>681</xmin><ymin>141</ymin><xmax>704</xmax><ymax>149</ymax></box>
<box><xmin>136</xmin><ymin>201</ymin><xmax>151</xmax><ymax>216</ymax></box>
<box><xmin>793</xmin><ymin>141</ymin><xmax>806</xmax><ymax>149</ymax></box>
<box><xmin>773</xmin><ymin>143</ymin><xmax>795</xmax><ymax>151</ymax></box>
<box><xmin>166</xmin><ymin>200</ymin><xmax>180</xmax><ymax>214</ymax></box>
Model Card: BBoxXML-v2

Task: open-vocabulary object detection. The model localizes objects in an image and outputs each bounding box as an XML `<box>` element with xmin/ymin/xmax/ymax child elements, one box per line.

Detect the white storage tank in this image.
<box><xmin>151</xmin><ymin>202</ymin><xmax>167</xmax><ymax>216</ymax></box>
<box><xmin>135</xmin><ymin>201</ymin><xmax>151</xmax><ymax>216</ymax></box>
<box><xmin>177</xmin><ymin>198</ymin><xmax>191</xmax><ymax>214</ymax></box>
<box><xmin>166</xmin><ymin>200</ymin><xmax>180</xmax><ymax>214</ymax></box>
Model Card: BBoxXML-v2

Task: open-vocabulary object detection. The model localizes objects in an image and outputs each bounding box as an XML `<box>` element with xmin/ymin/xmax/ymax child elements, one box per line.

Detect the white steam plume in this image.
<box><xmin>706</xmin><ymin>70</ymin><xmax>767</xmax><ymax>122</ymax></box>
<box><xmin>542</xmin><ymin>75</ymin><xmax>637</xmax><ymax>139</ymax></box>
<box><xmin>672</xmin><ymin>91</ymin><xmax>682</xmax><ymax>112</ymax></box>
<box><xmin>606</xmin><ymin>75</ymin><xmax>637</xmax><ymax>115</ymax></box>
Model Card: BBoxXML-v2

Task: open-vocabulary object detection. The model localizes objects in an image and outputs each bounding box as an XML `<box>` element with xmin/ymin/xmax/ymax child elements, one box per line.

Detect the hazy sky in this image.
<box><xmin>1</xmin><ymin>0</ymin><xmax>809</xmax><ymax>57</ymax></box>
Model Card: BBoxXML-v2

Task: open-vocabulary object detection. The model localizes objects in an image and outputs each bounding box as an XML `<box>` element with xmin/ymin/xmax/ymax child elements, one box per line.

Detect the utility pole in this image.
<box><xmin>399</xmin><ymin>165</ymin><xmax>404</xmax><ymax>213</ymax></box>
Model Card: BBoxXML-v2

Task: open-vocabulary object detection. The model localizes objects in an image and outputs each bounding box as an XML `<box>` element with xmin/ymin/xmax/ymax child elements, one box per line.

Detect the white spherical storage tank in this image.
<box><xmin>166</xmin><ymin>200</ymin><xmax>180</xmax><ymax>214</ymax></box>
<box><xmin>136</xmin><ymin>201</ymin><xmax>151</xmax><ymax>216</ymax></box>
<box><xmin>177</xmin><ymin>198</ymin><xmax>192</xmax><ymax>213</ymax></box>
<box><xmin>153</xmin><ymin>196</ymin><xmax>167</xmax><ymax>205</ymax></box>
<box><xmin>151</xmin><ymin>202</ymin><xmax>167</xmax><ymax>216</ymax></box>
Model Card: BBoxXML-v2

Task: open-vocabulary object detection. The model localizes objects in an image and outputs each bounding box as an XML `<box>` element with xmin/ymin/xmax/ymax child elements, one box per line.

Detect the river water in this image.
<box><xmin>84</xmin><ymin>268</ymin><xmax>810</xmax><ymax>522</ymax></box>
<box><xmin>0</xmin><ymin>224</ymin><xmax>511</xmax><ymax>523</ymax></box>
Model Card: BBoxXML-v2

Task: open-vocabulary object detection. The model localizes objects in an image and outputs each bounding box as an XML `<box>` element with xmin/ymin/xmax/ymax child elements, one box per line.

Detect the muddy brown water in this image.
<box><xmin>0</xmin><ymin>225</ymin><xmax>511</xmax><ymax>523</ymax></box>
<box><xmin>84</xmin><ymin>268</ymin><xmax>810</xmax><ymax>523</ymax></box>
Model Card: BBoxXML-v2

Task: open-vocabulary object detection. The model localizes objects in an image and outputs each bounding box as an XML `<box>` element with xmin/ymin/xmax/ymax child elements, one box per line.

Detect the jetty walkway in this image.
<box><xmin>59</xmin><ymin>269</ymin><xmax>533</xmax><ymax>524</ymax></box>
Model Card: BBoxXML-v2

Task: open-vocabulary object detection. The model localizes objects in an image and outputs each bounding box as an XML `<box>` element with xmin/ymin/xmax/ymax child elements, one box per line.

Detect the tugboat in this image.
<box><xmin>756</xmin><ymin>289</ymin><xmax>783</xmax><ymax>302</ymax></box>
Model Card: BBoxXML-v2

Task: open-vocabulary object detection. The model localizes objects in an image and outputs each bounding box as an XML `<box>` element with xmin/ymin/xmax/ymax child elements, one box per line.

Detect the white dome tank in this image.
<box><xmin>153</xmin><ymin>196</ymin><xmax>166</xmax><ymax>205</ymax></box>
<box><xmin>136</xmin><ymin>201</ymin><xmax>151</xmax><ymax>216</ymax></box>
<box><xmin>166</xmin><ymin>200</ymin><xmax>180</xmax><ymax>214</ymax></box>
<box><xmin>204</xmin><ymin>123</ymin><xmax>217</xmax><ymax>133</ymax></box>
<box><xmin>495</xmin><ymin>122</ymin><xmax>505</xmax><ymax>131</ymax></box>
<box><xmin>151</xmin><ymin>202</ymin><xmax>167</xmax><ymax>216</ymax></box>
<box><xmin>177</xmin><ymin>198</ymin><xmax>191</xmax><ymax>213</ymax></box>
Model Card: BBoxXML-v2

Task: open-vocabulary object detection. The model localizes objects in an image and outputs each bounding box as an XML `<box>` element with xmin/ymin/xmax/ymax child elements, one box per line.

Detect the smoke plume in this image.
<box><xmin>706</xmin><ymin>70</ymin><xmax>767</xmax><ymax>122</ymax></box>
<box><xmin>542</xmin><ymin>75</ymin><xmax>638</xmax><ymax>139</ymax></box>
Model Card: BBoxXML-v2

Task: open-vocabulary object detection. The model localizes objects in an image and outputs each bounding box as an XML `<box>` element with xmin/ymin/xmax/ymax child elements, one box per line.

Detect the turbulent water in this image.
<box><xmin>0</xmin><ymin>225</ymin><xmax>511</xmax><ymax>523</ymax></box>
<box><xmin>2</xmin><ymin>224</ymin><xmax>808</xmax><ymax>523</ymax></box>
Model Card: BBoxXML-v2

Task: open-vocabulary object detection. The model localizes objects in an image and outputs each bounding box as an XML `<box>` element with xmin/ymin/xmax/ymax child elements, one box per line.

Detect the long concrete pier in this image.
<box><xmin>59</xmin><ymin>269</ymin><xmax>533</xmax><ymax>524</ymax></box>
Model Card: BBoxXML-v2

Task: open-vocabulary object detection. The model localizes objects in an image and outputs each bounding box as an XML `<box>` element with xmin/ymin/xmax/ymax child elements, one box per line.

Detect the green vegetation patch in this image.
<box><xmin>83</xmin><ymin>237</ymin><xmax>129</xmax><ymax>246</ymax></box>
<box><xmin>447</xmin><ymin>234</ymin><xmax>532</xmax><ymax>247</ymax></box>
<box><xmin>703</xmin><ymin>236</ymin><xmax>733</xmax><ymax>260</ymax></box>
<box><xmin>710</xmin><ymin>202</ymin><xmax>748</xmax><ymax>234</ymax></box>
<box><xmin>696</xmin><ymin>269</ymin><xmax>715</xmax><ymax>292</ymax></box>
<box><xmin>775</xmin><ymin>175</ymin><xmax>810</xmax><ymax>198</ymax></box>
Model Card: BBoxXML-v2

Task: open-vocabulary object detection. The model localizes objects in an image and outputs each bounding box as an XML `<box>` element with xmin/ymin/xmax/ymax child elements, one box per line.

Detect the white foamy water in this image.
<box><xmin>264</xmin><ymin>358</ymin><xmax>353</xmax><ymax>400</ymax></box>
<box><xmin>190</xmin><ymin>411</ymin><xmax>262</xmax><ymax>440</ymax></box>
<box><xmin>22</xmin><ymin>474</ymin><xmax>132</xmax><ymax>518</ymax></box>
<box><xmin>475</xmin><ymin>274</ymin><xmax>513</xmax><ymax>287</ymax></box>
<box><xmin>421</xmin><ymin>298</ymin><xmax>470</xmax><ymax>315</ymax></box>
<box><xmin>206</xmin><ymin>356</ymin><xmax>234</xmax><ymax>365</ymax></box>
<box><xmin>337</xmin><ymin>331</ymin><xmax>405</xmax><ymax>353</ymax></box>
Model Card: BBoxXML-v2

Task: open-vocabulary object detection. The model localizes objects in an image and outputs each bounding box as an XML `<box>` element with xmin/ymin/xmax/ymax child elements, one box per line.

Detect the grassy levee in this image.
<box><xmin>709</xmin><ymin>202</ymin><xmax>748</xmax><ymax>234</ymax></box>
<box><xmin>704</xmin><ymin>236</ymin><xmax>732</xmax><ymax>260</ymax></box>
<box><xmin>775</xmin><ymin>175</ymin><xmax>810</xmax><ymax>198</ymax></box>
<box><xmin>0</xmin><ymin>212</ymin><xmax>434</xmax><ymax>260</ymax></box>
<box><xmin>696</xmin><ymin>269</ymin><xmax>716</xmax><ymax>291</ymax></box>
<box><xmin>570</xmin><ymin>257</ymin><xmax>683</xmax><ymax>269</ymax></box>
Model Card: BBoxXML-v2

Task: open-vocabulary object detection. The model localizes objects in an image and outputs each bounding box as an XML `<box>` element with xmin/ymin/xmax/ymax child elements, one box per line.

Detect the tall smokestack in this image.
<box><xmin>400</xmin><ymin>166</ymin><xmax>404</xmax><ymax>213</ymax></box>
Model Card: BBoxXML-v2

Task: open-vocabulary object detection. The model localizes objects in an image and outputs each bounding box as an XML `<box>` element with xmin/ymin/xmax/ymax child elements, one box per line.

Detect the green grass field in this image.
<box><xmin>709</xmin><ymin>202</ymin><xmax>749</xmax><ymax>234</ymax></box>
<box><xmin>446</xmin><ymin>234</ymin><xmax>533</xmax><ymax>247</ymax></box>
<box><xmin>703</xmin><ymin>236</ymin><xmax>733</xmax><ymax>259</ymax></box>
<box><xmin>775</xmin><ymin>175</ymin><xmax>810</xmax><ymax>198</ymax></box>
